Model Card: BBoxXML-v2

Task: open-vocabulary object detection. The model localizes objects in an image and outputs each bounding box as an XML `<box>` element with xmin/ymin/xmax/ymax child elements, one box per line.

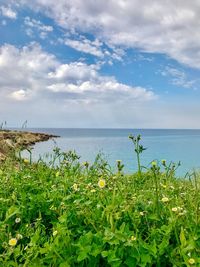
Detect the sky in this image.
<box><xmin>1</xmin><ymin>0</ymin><xmax>200</xmax><ymax>128</ymax></box>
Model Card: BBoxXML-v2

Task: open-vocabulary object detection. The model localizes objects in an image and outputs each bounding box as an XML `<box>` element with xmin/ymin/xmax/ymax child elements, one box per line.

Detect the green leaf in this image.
<box><xmin>125</xmin><ymin>256</ymin><xmax>137</xmax><ymax>267</ymax></box>
<box><xmin>59</xmin><ymin>262</ymin><xmax>70</xmax><ymax>267</ymax></box>
<box><xmin>77</xmin><ymin>251</ymin><xmax>88</xmax><ymax>262</ymax></box>
<box><xmin>151</xmin><ymin>239</ymin><xmax>157</xmax><ymax>256</ymax></box>
<box><xmin>148</xmin><ymin>214</ymin><xmax>160</xmax><ymax>221</ymax></box>
<box><xmin>158</xmin><ymin>237</ymin><xmax>169</xmax><ymax>255</ymax></box>
<box><xmin>101</xmin><ymin>251</ymin><xmax>109</xmax><ymax>258</ymax></box>
<box><xmin>141</xmin><ymin>253</ymin><xmax>152</xmax><ymax>265</ymax></box>
<box><xmin>77</xmin><ymin>245</ymin><xmax>91</xmax><ymax>262</ymax></box>
<box><xmin>5</xmin><ymin>206</ymin><xmax>19</xmax><ymax>221</ymax></box>
<box><xmin>180</xmin><ymin>227</ymin><xmax>187</xmax><ymax>247</ymax></box>
<box><xmin>90</xmin><ymin>243</ymin><xmax>102</xmax><ymax>257</ymax></box>
<box><xmin>119</xmin><ymin>222</ymin><xmax>126</xmax><ymax>232</ymax></box>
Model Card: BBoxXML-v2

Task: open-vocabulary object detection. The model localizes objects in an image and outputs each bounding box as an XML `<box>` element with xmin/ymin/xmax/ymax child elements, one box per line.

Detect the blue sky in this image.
<box><xmin>1</xmin><ymin>0</ymin><xmax>200</xmax><ymax>128</ymax></box>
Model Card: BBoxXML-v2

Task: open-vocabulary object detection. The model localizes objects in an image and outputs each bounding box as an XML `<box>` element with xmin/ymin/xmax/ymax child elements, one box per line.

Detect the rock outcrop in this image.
<box><xmin>0</xmin><ymin>130</ymin><xmax>59</xmax><ymax>161</ymax></box>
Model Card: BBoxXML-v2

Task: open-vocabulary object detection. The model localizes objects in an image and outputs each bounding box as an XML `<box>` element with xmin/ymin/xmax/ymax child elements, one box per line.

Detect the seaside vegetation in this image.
<box><xmin>0</xmin><ymin>135</ymin><xmax>200</xmax><ymax>266</ymax></box>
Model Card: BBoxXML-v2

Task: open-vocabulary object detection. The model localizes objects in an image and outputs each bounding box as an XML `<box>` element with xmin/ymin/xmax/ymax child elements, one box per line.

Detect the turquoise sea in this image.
<box><xmin>22</xmin><ymin>128</ymin><xmax>200</xmax><ymax>176</ymax></box>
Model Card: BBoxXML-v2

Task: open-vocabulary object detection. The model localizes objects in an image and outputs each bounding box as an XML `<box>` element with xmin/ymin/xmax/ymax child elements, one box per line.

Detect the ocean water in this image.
<box><xmin>21</xmin><ymin>128</ymin><xmax>200</xmax><ymax>176</ymax></box>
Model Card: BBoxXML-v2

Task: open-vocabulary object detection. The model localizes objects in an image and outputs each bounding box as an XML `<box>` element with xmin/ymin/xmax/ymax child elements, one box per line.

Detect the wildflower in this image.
<box><xmin>179</xmin><ymin>210</ymin><xmax>187</xmax><ymax>216</ymax></box>
<box><xmin>161</xmin><ymin>159</ymin><xmax>166</xmax><ymax>165</ymax></box>
<box><xmin>83</xmin><ymin>161</ymin><xmax>89</xmax><ymax>168</ymax></box>
<box><xmin>53</xmin><ymin>230</ymin><xmax>58</xmax><ymax>236</ymax></box>
<box><xmin>98</xmin><ymin>179</ymin><xmax>106</xmax><ymax>189</ymax></box>
<box><xmin>16</xmin><ymin>234</ymin><xmax>23</xmax><ymax>240</ymax></box>
<box><xmin>72</xmin><ymin>183</ymin><xmax>78</xmax><ymax>191</ymax></box>
<box><xmin>131</xmin><ymin>235</ymin><xmax>137</xmax><ymax>241</ymax></box>
<box><xmin>161</xmin><ymin>197</ymin><xmax>169</xmax><ymax>203</ymax></box>
<box><xmin>23</xmin><ymin>158</ymin><xmax>29</xmax><ymax>164</ymax></box>
<box><xmin>161</xmin><ymin>183</ymin><xmax>167</xmax><ymax>188</ymax></box>
<box><xmin>90</xmin><ymin>189</ymin><xmax>96</xmax><ymax>193</ymax></box>
<box><xmin>15</xmin><ymin>217</ymin><xmax>21</xmax><ymax>223</ymax></box>
<box><xmin>139</xmin><ymin>211</ymin><xmax>144</xmax><ymax>216</ymax></box>
<box><xmin>151</xmin><ymin>161</ymin><xmax>157</xmax><ymax>167</ymax></box>
<box><xmin>9</xmin><ymin>238</ymin><xmax>17</xmax><ymax>246</ymax></box>
<box><xmin>188</xmin><ymin>258</ymin><xmax>195</xmax><ymax>265</ymax></box>
<box><xmin>86</xmin><ymin>183</ymin><xmax>92</xmax><ymax>189</ymax></box>
<box><xmin>171</xmin><ymin>207</ymin><xmax>178</xmax><ymax>212</ymax></box>
<box><xmin>128</xmin><ymin>134</ymin><xmax>134</xmax><ymax>140</ymax></box>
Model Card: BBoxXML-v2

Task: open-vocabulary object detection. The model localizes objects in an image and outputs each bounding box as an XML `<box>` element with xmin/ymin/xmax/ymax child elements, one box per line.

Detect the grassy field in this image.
<box><xmin>0</xmin><ymin>135</ymin><xmax>200</xmax><ymax>266</ymax></box>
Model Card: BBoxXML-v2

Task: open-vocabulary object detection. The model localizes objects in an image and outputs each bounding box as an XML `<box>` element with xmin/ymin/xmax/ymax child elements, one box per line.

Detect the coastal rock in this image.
<box><xmin>0</xmin><ymin>130</ymin><xmax>59</xmax><ymax>161</ymax></box>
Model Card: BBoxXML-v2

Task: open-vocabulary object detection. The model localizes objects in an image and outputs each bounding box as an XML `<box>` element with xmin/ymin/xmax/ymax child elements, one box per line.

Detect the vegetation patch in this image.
<box><xmin>0</xmin><ymin>135</ymin><xmax>200</xmax><ymax>266</ymax></box>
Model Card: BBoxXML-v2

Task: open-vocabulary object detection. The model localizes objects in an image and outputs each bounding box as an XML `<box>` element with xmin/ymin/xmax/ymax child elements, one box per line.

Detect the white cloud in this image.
<box><xmin>24</xmin><ymin>16</ymin><xmax>53</xmax><ymax>39</ymax></box>
<box><xmin>24</xmin><ymin>17</ymin><xmax>53</xmax><ymax>32</ymax></box>
<box><xmin>2</xmin><ymin>1</ymin><xmax>200</xmax><ymax>127</ymax></box>
<box><xmin>39</xmin><ymin>31</ymin><xmax>48</xmax><ymax>39</ymax></box>
<box><xmin>0</xmin><ymin>43</ymin><xmax>156</xmax><ymax>104</ymax></box>
<box><xmin>0</xmin><ymin>42</ymin><xmax>159</xmax><ymax>127</ymax></box>
<box><xmin>0</xmin><ymin>43</ymin><xmax>58</xmax><ymax>100</ymax></box>
<box><xmin>18</xmin><ymin>0</ymin><xmax>200</xmax><ymax>69</ymax></box>
<box><xmin>47</xmin><ymin>61</ymin><xmax>156</xmax><ymax>102</ymax></box>
<box><xmin>0</xmin><ymin>5</ymin><xmax>17</xmax><ymax>19</ymax></box>
<box><xmin>10</xmin><ymin>89</ymin><xmax>28</xmax><ymax>101</ymax></box>
<box><xmin>48</xmin><ymin>62</ymin><xmax>99</xmax><ymax>82</ymax></box>
<box><xmin>64</xmin><ymin>35</ymin><xmax>124</xmax><ymax>62</ymax></box>
<box><xmin>65</xmin><ymin>38</ymin><xmax>104</xmax><ymax>57</ymax></box>
<box><xmin>133</xmin><ymin>54</ymin><xmax>154</xmax><ymax>62</ymax></box>
<box><xmin>161</xmin><ymin>67</ymin><xmax>196</xmax><ymax>89</ymax></box>
<box><xmin>25</xmin><ymin>28</ymin><xmax>34</xmax><ymax>37</ymax></box>
<box><xmin>47</xmin><ymin>81</ymin><xmax>155</xmax><ymax>103</ymax></box>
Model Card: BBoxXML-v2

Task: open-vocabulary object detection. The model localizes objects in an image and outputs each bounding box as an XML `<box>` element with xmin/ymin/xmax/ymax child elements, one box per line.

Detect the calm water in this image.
<box><xmin>21</xmin><ymin>128</ymin><xmax>200</xmax><ymax>176</ymax></box>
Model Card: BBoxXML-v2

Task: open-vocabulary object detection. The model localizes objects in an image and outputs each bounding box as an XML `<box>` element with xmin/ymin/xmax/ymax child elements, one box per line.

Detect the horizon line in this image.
<box><xmin>6</xmin><ymin>127</ymin><xmax>200</xmax><ymax>130</ymax></box>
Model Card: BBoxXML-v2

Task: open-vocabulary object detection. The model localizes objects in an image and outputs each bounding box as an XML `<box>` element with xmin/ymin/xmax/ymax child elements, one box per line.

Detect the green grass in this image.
<box><xmin>0</xmin><ymin>138</ymin><xmax>200</xmax><ymax>266</ymax></box>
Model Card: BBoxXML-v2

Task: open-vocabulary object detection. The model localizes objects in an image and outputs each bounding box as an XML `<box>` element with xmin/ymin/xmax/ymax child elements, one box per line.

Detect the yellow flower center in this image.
<box><xmin>72</xmin><ymin>183</ymin><xmax>78</xmax><ymax>191</ymax></box>
<box><xmin>98</xmin><ymin>179</ymin><xmax>106</xmax><ymax>188</ymax></box>
<box><xmin>161</xmin><ymin>197</ymin><xmax>169</xmax><ymax>203</ymax></box>
<box><xmin>131</xmin><ymin>236</ymin><xmax>136</xmax><ymax>241</ymax></box>
<box><xmin>9</xmin><ymin>238</ymin><xmax>17</xmax><ymax>246</ymax></box>
<box><xmin>172</xmin><ymin>207</ymin><xmax>178</xmax><ymax>212</ymax></box>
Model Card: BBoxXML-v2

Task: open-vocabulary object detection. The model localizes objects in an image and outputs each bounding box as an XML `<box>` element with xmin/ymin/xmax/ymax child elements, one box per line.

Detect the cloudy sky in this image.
<box><xmin>1</xmin><ymin>0</ymin><xmax>200</xmax><ymax>128</ymax></box>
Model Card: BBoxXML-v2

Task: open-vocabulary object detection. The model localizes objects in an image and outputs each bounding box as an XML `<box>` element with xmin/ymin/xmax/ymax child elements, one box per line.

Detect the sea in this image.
<box><xmin>21</xmin><ymin>128</ymin><xmax>200</xmax><ymax>176</ymax></box>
